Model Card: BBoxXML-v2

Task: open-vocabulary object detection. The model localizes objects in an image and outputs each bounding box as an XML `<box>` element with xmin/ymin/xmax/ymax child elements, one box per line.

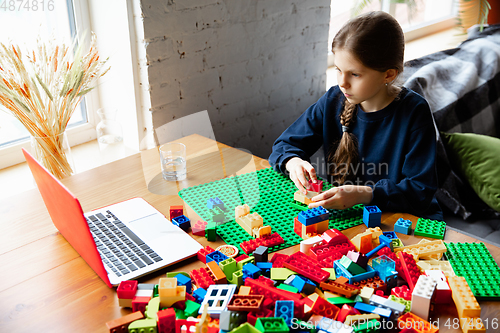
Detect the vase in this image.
<box><xmin>30</xmin><ymin>131</ymin><xmax>75</xmax><ymax>180</ymax></box>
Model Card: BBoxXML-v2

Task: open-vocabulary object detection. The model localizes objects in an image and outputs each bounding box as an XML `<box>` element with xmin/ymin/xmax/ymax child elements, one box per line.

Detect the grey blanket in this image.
<box><xmin>403</xmin><ymin>25</ymin><xmax>500</xmax><ymax>219</ymax></box>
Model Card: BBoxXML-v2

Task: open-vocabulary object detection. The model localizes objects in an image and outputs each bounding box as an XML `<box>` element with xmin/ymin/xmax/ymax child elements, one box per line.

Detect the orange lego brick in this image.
<box><xmin>320</xmin><ymin>279</ymin><xmax>360</xmax><ymax>298</ymax></box>
<box><xmin>397</xmin><ymin>312</ymin><xmax>439</xmax><ymax>333</ymax></box>
<box><xmin>105</xmin><ymin>311</ymin><xmax>144</xmax><ymax>333</ymax></box>
<box><xmin>460</xmin><ymin>317</ymin><xmax>486</xmax><ymax>333</ymax></box>
<box><xmin>448</xmin><ymin>276</ymin><xmax>481</xmax><ymax>318</ymax></box>
<box><xmin>206</xmin><ymin>260</ymin><xmax>228</xmax><ymax>284</ymax></box>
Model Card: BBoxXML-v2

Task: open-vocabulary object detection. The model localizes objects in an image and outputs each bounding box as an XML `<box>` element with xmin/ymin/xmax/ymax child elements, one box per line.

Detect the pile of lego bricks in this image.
<box><xmin>106</xmin><ymin>212</ymin><xmax>500</xmax><ymax>333</ymax></box>
<box><xmin>179</xmin><ymin>167</ymin><xmax>365</xmax><ymax>254</ymax></box>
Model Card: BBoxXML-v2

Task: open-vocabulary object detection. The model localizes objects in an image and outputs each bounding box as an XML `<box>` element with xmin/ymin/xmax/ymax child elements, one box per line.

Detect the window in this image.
<box><xmin>0</xmin><ymin>0</ymin><xmax>97</xmax><ymax>168</ymax></box>
<box><xmin>328</xmin><ymin>0</ymin><xmax>457</xmax><ymax>65</ymax></box>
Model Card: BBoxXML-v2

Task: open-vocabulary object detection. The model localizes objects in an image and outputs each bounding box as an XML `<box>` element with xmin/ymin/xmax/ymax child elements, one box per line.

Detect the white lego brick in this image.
<box><xmin>411</xmin><ymin>275</ymin><xmax>437</xmax><ymax>321</ymax></box>
<box><xmin>300</xmin><ymin>235</ymin><xmax>324</xmax><ymax>254</ymax></box>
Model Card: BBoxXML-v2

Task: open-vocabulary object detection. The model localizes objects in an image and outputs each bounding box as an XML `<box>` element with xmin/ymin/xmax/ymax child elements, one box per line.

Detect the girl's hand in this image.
<box><xmin>285</xmin><ymin>157</ymin><xmax>318</xmax><ymax>194</ymax></box>
<box><xmin>308</xmin><ymin>185</ymin><xmax>373</xmax><ymax>210</ymax></box>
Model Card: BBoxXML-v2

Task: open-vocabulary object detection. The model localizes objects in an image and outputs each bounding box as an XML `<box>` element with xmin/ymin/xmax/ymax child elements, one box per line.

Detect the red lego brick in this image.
<box><xmin>283</xmin><ymin>251</ymin><xmax>329</xmax><ymax>283</ymax></box>
<box><xmin>397</xmin><ymin>251</ymin><xmax>421</xmax><ymax>291</ymax></box>
<box><xmin>105</xmin><ymin>311</ymin><xmax>144</xmax><ymax>333</ymax></box>
<box><xmin>311</xmin><ymin>296</ymin><xmax>340</xmax><ymax>320</ymax></box>
<box><xmin>117</xmin><ymin>280</ymin><xmax>138</xmax><ymax>300</ymax></box>
<box><xmin>336</xmin><ymin>304</ymin><xmax>361</xmax><ymax>323</ymax></box>
<box><xmin>294</xmin><ymin>216</ymin><xmax>302</xmax><ymax>237</ymax></box>
<box><xmin>351</xmin><ymin>276</ymin><xmax>387</xmax><ymax>294</ymax></box>
<box><xmin>192</xmin><ymin>220</ymin><xmax>208</xmax><ymax>236</ymax></box>
<box><xmin>270</xmin><ymin>253</ymin><xmax>289</xmax><ymax>268</ymax></box>
<box><xmin>175</xmin><ymin>319</ymin><xmax>199</xmax><ymax>333</ymax></box>
<box><xmin>377</xmin><ymin>247</ymin><xmax>402</xmax><ymax>272</ymax></box>
<box><xmin>391</xmin><ymin>285</ymin><xmax>412</xmax><ymax>301</ymax></box>
<box><xmin>318</xmin><ymin>251</ymin><xmax>344</xmax><ymax>268</ymax></box>
<box><xmin>197</xmin><ymin>245</ymin><xmax>215</xmax><ymax>264</ymax></box>
<box><xmin>170</xmin><ymin>205</ymin><xmax>184</xmax><ymax>220</ymax></box>
<box><xmin>374</xmin><ymin>290</ymin><xmax>388</xmax><ymax>298</ymax></box>
<box><xmin>157</xmin><ymin>308</ymin><xmax>176</xmax><ymax>333</ymax></box>
<box><xmin>321</xmin><ymin>229</ymin><xmax>349</xmax><ymax>246</ymax></box>
<box><xmin>240</xmin><ymin>232</ymin><xmax>284</xmax><ymax>254</ymax></box>
<box><xmin>132</xmin><ymin>296</ymin><xmax>151</xmax><ymax>314</ymax></box>
<box><xmin>235</xmin><ymin>253</ymin><xmax>249</xmax><ymax>262</ymax></box>
<box><xmin>309</xmin><ymin>241</ymin><xmax>355</xmax><ymax>262</ymax></box>
<box><xmin>309</xmin><ymin>179</ymin><xmax>323</xmax><ymax>192</ymax></box>
<box><xmin>189</xmin><ymin>267</ymin><xmax>215</xmax><ymax>290</ymax></box>
<box><xmin>227</xmin><ymin>294</ymin><xmax>264</xmax><ymax>312</ymax></box>
<box><xmin>247</xmin><ymin>307</ymin><xmax>273</xmax><ymax>326</ymax></box>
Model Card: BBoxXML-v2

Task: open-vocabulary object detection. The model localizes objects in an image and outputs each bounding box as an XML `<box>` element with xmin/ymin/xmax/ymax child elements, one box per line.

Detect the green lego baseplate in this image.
<box><xmin>444</xmin><ymin>242</ymin><xmax>500</xmax><ymax>300</ymax></box>
<box><xmin>414</xmin><ymin>218</ymin><xmax>446</xmax><ymax>239</ymax></box>
<box><xmin>178</xmin><ymin>167</ymin><xmax>364</xmax><ymax>254</ymax></box>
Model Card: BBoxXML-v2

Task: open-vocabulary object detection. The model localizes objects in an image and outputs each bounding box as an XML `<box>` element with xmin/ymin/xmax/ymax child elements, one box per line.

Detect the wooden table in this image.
<box><xmin>0</xmin><ymin>134</ymin><xmax>498</xmax><ymax>332</ymax></box>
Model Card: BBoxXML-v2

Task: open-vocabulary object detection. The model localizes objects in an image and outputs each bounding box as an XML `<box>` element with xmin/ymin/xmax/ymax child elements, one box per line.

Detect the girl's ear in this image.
<box><xmin>385</xmin><ymin>69</ymin><xmax>398</xmax><ymax>83</ymax></box>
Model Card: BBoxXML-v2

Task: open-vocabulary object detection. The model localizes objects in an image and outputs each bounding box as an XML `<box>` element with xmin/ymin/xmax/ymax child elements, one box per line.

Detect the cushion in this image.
<box><xmin>441</xmin><ymin>132</ymin><xmax>500</xmax><ymax>212</ymax></box>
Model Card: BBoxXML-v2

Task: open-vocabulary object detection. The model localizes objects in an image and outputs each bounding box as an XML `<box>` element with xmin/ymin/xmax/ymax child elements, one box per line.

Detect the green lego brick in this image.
<box><xmin>352</xmin><ymin>318</ymin><xmax>380</xmax><ymax>333</ymax></box>
<box><xmin>414</xmin><ymin>218</ymin><xmax>446</xmax><ymax>239</ymax></box>
<box><xmin>237</xmin><ymin>256</ymin><xmax>255</xmax><ymax>270</ymax></box>
<box><xmin>270</xmin><ymin>267</ymin><xmax>296</xmax><ymax>281</ymax></box>
<box><xmin>339</xmin><ymin>255</ymin><xmax>366</xmax><ymax>275</ymax></box>
<box><xmin>327</xmin><ymin>296</ymin><xmax>356</xmax><ymax>305</ymax></box>
<box><xmin>166</xmin><ymin>272</ymin><xmax>190</xmax><ymax>278</ymax></box>
<box><xmin>153</xmin><ymin>284</ymin><xmax>159</xmax><ymax>298</ymax></box>
<box><xmin>205</xmin><ymin>222</ymin><xmax>217</xmax><ymax>241</ymax></box>
<box><xmin>388</xmin><ymin>295</ymin><xmax>411</xmax><ymax>313</ymax></box>
<box><xmin>276</xmin><ymin>284</ymin><xmax>299</xmax><ymax>294</ymax></box>
<box><xmin>444</xmin><ymin>242</ymin><xmax>500</xmax><ymax>300</ymax></box>
<box><xmin>145</xmin><ymin>297</ymin><xmax>160</xmax><ymax>320</ymax></box>
<box><xmin>229</xmin><ymin>323</ymin><xmax>263</xmax><ymax>333</ymax></box>
<box><xmin>289</xmin><ymin>200</ymin><xmax>309</xmax><ymax>211</ymax></box>
<box><xmin>179</xmin><ymin>167</ymin><xmax>364</xmax><ymax>253</ymax></box>
<box><xmin>209</xmin><ymin>206</ymin><xmax>225</xmax><ymax>222</ymax></box>
<box><xmin>220</xmin><ymin>257</ymin><xmax>238</xmax><ymax>278</ymax></box>
<box><xmin>174</xmin><ymin>307</ymin><xmax>187</xmax><ymax>319</ymax></box>
<box><xmin>255</xmin><ymin>317</ymin><xmax>289</xmax><ymax>333</ymax></box>
<box><xmin>128</xmin><ymin>318</ymin><xmax>157</xmax><ymax>333</ymax></box>
<box><xmin>184</xmin><ymin>299</ymin><xmax>201</xmax><ymax>317</ymax></box>
<box><xmin>391</xmin><ymin>238</ymin><xmax>404</xmax><ymax>248</ymax></box>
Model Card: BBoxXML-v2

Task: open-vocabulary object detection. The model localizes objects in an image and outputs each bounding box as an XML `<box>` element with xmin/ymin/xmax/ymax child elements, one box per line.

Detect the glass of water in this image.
<box><xmin>159</xmin><ymin>142</ymin><xmax>187</xmax><ymax>181</ymax></box>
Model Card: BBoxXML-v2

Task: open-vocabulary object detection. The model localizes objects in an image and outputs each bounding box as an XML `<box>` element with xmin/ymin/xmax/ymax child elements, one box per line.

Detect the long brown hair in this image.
<box><xmin>329</xmin><ymin>11</ymin><xmax>405</xmax><ymax>184</ymax></box>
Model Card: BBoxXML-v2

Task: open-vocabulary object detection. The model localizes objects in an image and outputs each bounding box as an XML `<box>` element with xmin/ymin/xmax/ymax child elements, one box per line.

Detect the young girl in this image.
<box><xmin>269</xmin><ymin>11</ymin><xmax>443</xmax><ymax>220</ymax></box>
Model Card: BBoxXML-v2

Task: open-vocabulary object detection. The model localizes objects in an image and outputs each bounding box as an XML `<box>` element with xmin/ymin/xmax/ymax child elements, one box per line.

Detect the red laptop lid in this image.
<box><xmin>22</xmin><ymin>148</ymin><xmax>112</xmax><ymax>288</ymax></box>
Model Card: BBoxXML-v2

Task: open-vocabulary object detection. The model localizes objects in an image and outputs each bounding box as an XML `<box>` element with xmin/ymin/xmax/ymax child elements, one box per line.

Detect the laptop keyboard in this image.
<box><xmin>86</xmin><ymin>210</ymin><xmax>163</xmax><ymax>277</ymax></box>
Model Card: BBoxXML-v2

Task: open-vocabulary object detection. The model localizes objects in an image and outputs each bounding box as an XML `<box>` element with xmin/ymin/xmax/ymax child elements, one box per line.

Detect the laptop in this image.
<box><xmin>23</xmin><ymin>148</ymin><xmax>203</xmax><ymax>288</ymax></box>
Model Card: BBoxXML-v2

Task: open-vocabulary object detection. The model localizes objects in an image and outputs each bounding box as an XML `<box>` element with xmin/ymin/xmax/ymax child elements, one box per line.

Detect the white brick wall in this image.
<box><xmin>141</xmin><ymin>0</ymin><xmax>329</xmax><ymax>158</ymax></box>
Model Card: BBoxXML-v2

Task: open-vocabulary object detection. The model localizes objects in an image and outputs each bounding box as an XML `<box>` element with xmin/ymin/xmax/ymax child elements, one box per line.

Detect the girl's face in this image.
<box><xmin>334</xmin><ymin>49</ymin><xmax>394</xmax><ymax>112</ymax></box>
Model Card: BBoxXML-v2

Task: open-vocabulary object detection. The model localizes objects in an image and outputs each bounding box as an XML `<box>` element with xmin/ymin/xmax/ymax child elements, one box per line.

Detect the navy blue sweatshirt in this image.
<box><xmin>269</xmin><ymin>86</ymin><xmax>443</xmax><ymax>220</ymax></box>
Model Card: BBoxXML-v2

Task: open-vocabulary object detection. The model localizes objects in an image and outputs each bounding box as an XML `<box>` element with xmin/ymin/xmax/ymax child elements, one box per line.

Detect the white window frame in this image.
<box><xmin>327</xmin><ymin>0</ymin><xmax>457</xmax><ymax>67</ymax></box>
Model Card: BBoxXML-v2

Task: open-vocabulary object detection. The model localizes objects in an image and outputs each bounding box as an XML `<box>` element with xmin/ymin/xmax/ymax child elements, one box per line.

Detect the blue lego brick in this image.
<box><xmin>382</xmin><ymin>231</ymin><xmax>398</xmax><ymax>240</ymax></box>
<box><xmin>285</xmin><ymin>275</ymin><xmax>316</xmax><ymax>295</ymax></box>
<box><xmin>363</xmin><ymin>206</ymin><xmax>381</xmax><ymax>228</ymax></box>
<box><xmin>172</xmin><ymin>215</ymin><xmax>191</xmax><ymax>231</ymax></box>
<box><xmin>207</xmin><ymin>197</ymin><xmax>226</xmax><ymax>210</ymax></box>
<box><xmin>371</xmin><ymin>255</ymin><xmax>396</xmax><ymax>281</ymax></box>
<box><xmin>256</xmin><ymin>262</ymin><xmax>272</xmax><ymax>277</ymax></box>
<box><xmin>174</xmin><ymin>273</ymin><xmax>192</xmax><ymax>294</ymax></box>
<box><xmin>275</xmin><ymin>300</ymin><xmax>294</xmax><ymax>327</ymax></box>
<box><xmin>354</xmin><ymin>302</ymin><xmax>392</xmax><ymax>318</ymax></box>
<box><xmin>334</xmin><ymin>259</ymin><xmax>376</xmax><ymax>284</ymax></box>
<box><xmin>242</xmin><ymin>263</ymin><xmax>262</xmax><ymax>280</ymax></box>
<box><xmin>394</xmin><ymin>218</ymin><xmax>412</xmax><ymax>235</ymax></box>
<box><xmin>206</xmin><ymin>251</ymin><xmax>229</xmax><ymax>264</ymax></box>
<box><xmin>298</xmin><ymin>206</ymin><xmax>329</xmax><ymax>226</ymax></box>
<box><xmin>193</xmin><ymin>287</ymin><xmax>207</xmax><ymax>304</ymax></box>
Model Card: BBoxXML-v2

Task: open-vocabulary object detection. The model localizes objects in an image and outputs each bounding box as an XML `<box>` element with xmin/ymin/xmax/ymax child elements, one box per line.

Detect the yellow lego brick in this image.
<box><xmin>252</xmin><ymin>225</ymin><xmax>272</xmax><ymax>238</ymax></box>
<box><xmin>239</xmin><ymin>286</ymin><xmax>251</xmax><ymax>295</ymax></box>
<box><xmin>460</xmin><ymin>317</ymin><xmax>486</xmax><ymax>333</ymax></box>
<box><xmin>235</xmin><ymin>204</ymin><xmax>250</xmax><ymax>219</ymax></box>
<box><xmin>351</xmin><ymin>233</ymin><xmax>373</xmax><ymax>253</ymax></box>
<box><xmin>359</xmin><ymin>286</ymin><xmax>374</xmax><ymax>303</ymax></box>
<box><xmin>395</xmin><ymin>240</ymin><xmax>447</xmax><ymax>260</ymax></box>
<box><xmin>416</xmin><ymin>259</ymin><xmax>455</xmax><ymax>277</ymax></box>
<box><xmin>158</xmin><ymin>278</ymin><xmax>178</xmax><ymax>297</ymax></box>
<box><xmin>344</xmin><ymin>313</ymin><xmax>380</xmax><ymax>326</ymax></box>
<box><xmin>322</xmin><ymin>268</ymin><xmax>336</xmax><ymax>280</ymax></box>
<box><xmin>294</xmin><ymin>190</ymin><xmax>319</xmax><ymax>205</ymax></box>
<box><xmin>417</xmin><ymin>239</ymin><xmax>444</xmax><ymax>260</ymax></box>
<box><xmin>236</xmin><ymin>212</ymin><xmax>263</xmax><ymax>235</ymax></box>
<box><xmin>448</xmin><ymin>276</ymin><xmax>481</xmax><ymax>318</ymax></box>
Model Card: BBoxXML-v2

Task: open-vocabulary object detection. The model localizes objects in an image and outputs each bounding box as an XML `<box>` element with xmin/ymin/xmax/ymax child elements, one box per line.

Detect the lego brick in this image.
<box><xmin>382</xmin><ymin>231</ymin><xmax>397</xmax><ymax>240</ymax></box>
<box><xmin>391</xmin><ymin>285</ymin><xmax>412</xmax><ymax>301</ymax></box>
<box><xmin>368</xmin><ymin>294</ymin><xmax>405</xmax><ymax>319</ymax></box>
<box><xmin>359</xmin><ymin>287</ymin><xmax>374</xmax><ymax>303</ymax></box>
<box><xmin>173</xmin><ymin>273</ymin><xmax>192</xmax><ymax>294</ymax></box>
<box><xmin>105</xmin><ymin>311</ymin><xmax>144</xmax><ymax>333</ymax></box>
<box><xmin>237</xmin><ymin>212</ymin><xmax>264</xmax><ymax>235</ymax></box>
<box><xmin>247</xmin><ymin>308</ymin><xmax>274</xmax><ymax>327</ymax></box>
<box><xmin>311</xmin><ymin>296</ymin><xmax>341</xmax><ymax>320</ymax></box>
<box><xmin>256</xmin><ymin>262</ymin><xmax>273</xmax><ymax>277</ymax></box>
<box><xmin>277</xmin><ymin>284</ymin><xmax>299</xmax><ymax>294</ymax></box>
<box><xmin>387</xmin><ymin>295</ymin><xmax>411</xmax><ymax>313</ymax></box>
<box><xmin>253</xmin><ymin>246</ymin><xmax>269</xmax><ymax>262</ymax></box>
<box><xmin>444</xmin><ymin>242</ymin><xmax>500</xmax><ymax>300</ymax></box>
<box><xmin>336</xmin><ymin>304</ymin><xmax>361</xmax><ymax>323</ymax></box>
<box><xmin>394</xmin><ymin>218</ymin><xmax>412</xmax><ymax>235</ymax></box>
<box><xmin>270</xmin><ymin>253</ymin><xmax>289</xmax><ymax>268</ymax></box>
<box><xmin>220</xmin><ymin>310</ymin><xmax>246</xmax><ymax>331</ymax></box>
<box><xmin>350</xmin><ymin>275</ymin><xmax>387</xmax><ymax>295</ymax></box>
<box><xmin>170</xmin><ymin>205</ymin><xmax>183</xmax><ymax>220</ymax></box>
<box><xmin>144</xmin><ymin>296</ymin><xmax>160</xmax><ymax>320</ymax></box>
<box><xmin>294</xmin><ymin>190</ymin><xmax>319</xmax><ymax>205</ymax></box>
<box><xmin>132</xmin><ymin>296</ymin><xmax>150</xmax><ymax>313</ymax></box>
<box><xmin>197</xmin><ymin>245</ymin><xmax>216</xmax><ymax>264</ymax></box>
<box><xmin>242</xmin><ymin>263</ymin><xmax>262</xmax><ymax>280</ymax></box>
<box><xmin>253</xmin><ymin>225</ymin><xmax>273</xmax><ymax>238</ymax></box>
<box><xmin>300</xmin><ymin>235</ymin><xmax>325</xmax><ymax>254</ymax></box>
<box><xmin>199</xmin><ymin>284</ymin><xmax>237</xmax><ymax>318</ymax></box>
<box><xmin>350</xmin><ymin>233</ymin><xmax>373</xmax><ymax>254</ymax></box>
<box><xmin>189</xmin><ymin>267</ymin><xmax>215</xmax><ymax>290</ymax></box>
<box><xmin>309</xmin><ymin>241</ymin><xmax>355</xmax><ymax>262</ymax></box>
<box><xmin>284</xmin><ymin>251</ymin><xmax>330</xmax><ymax>283</ymax></box>
<box><xmin>344</xmin><ymin>313</ymin><xmax>380</xmax><ymax>326</ymax></box>
<box><xmin>158</xmin><ymin>278</ymin><xmax>186</xmax><ymax>308</ymax></box>
<box><xmin>395</xmin><ymin>240</ymin><xmax>447</xmax><ymax>259</ymax></box>
<box><xmin>298</xmin><ymin>206</ymin><xmax>330</xmax><ymax>226</ymax></box>
<box><xmin>309</xmin><ymin>179</ymin><xmax>323</xmax><ymax>192</ymax></box>
<box><xmin>178</xmin><ymin>168</ymin><xmax>364</xmax><ymax>254</ymax></box>
<box><xmin>322</xmin><ymin>268</ymin><xmax>336</xmax><ymax>280</ymax></box>
<box><xmin>411</xmin><ymin>275</ymin><xmax>437</xmax><ymax>321</ymax></box>
<box><xmin>460</xmin><ymin>317</ymin><xmax>486</xmax><ymax>333</ymax></box>
<box><xmin>362</xmin><ymin>206</ymin><xmax>381</xmax><ymax>228</ymax></box>
<box><xmin>339</xmin><ymin>255</ymin><xmax>366</xmax><ymax>275</ymax></box>
<box><xmin>270</xmin><ymin>267</ymin><xmax>295</xmax><ymax>281</ymax></box>
<box><xmin>172</xmin><ymin>214</ymin><xmax>191</xmax><ymax>231</ymax></box>
<box><xmin>353</xmin><ymin>302</ymin><xmax>391</xmax><ymax>318</ymax></box>
<box><xmin>206</xmin><ymin>222</ymin><xmax>217</xmax><ymax>241</ymax></box>
<box><xmin>206</xmin><ymin>260</ymin><xmax>228</xmax><ymax>284</ymax></box>
<box><xmin>235</xmin><ymin>204</ymin><xmax>251</xmax><ymax>219</ymax></box>
<box><xmin>333</xmin><ymin>260</ymin><xmax>377</xmax><ymax>284</ymax></box>
<box><xmin>128</xmin><ymin>318</ymin><xmax>157</xmax><ymax>333</ymax></box>
<box><xmin>193</xmin><ymin>220</ymin><xmax>208</xmax><ymax>236</ymax></box>
<box><xmin>255</xmin><ymin>317</ymin><xmax>289</xmax><ymax>333</ymax></box>
<box><xmin>391</xmin><ymin>238</ymin><xmax>404</xmax><ymax>248</ymax></box>
<box><xmin>287</xmin><ymin>275</ymin><xmax>317</xmax><ymax>295</ymax></box>
<box><xmin>237</xmin><ymin>256</ymin><xmax>255</xmax><ymax>270</ymax></box>
<box><xmin>424</xmin><ymin>270</ymin><xmax>452</xmax><ymax>304</ymax></box>
<box><xmin>346</xmin><ymin>251</ymin><xmax>368</xmax><ymax>269</ymax></box>
<box><xmin>275</xmin><ymin>300</ymin><xmax>294</xmax><ymax>326</ymax></box>
<box><xmin>397</xmin><ymin>312</ymin><xmax>438</xmax><ymax>333</ymax></box>
<box><xmin>117</xmin><ymin>280</ymin><xmax>138</xmax><ymax>301</ymax></box>
<box><xmin>240</xmin><ymin>232</ymin><xmax>285</xmax><ymax>255</ymax></box>
<box><xmin>193</xmin><ymin>287</ymin><xmax>207</xmax><ymax>303</ymax></box>
<box><xmin>365</xmin><ymin>235</ymin><xmax>393</xmax><ymax>258</ymax></box>
<box><xmin>397</xmin><ymin>251</ymin><xmax>421</xmax><ymax>291</ymax></box>
<box><xmin>227</xmin><ymin>294</ymin><xmax>264</xmax><ymax>312</ymax></box>
<box><xmin>414</xmin><ymin>218</ymin><xmax>446</xmax><ymax>239</ymax></box>
<box><xmin>207</xmin><ymin>197</ymin><xmax>226</xmax><ymax>210</ymax></box>
<box><xmin>448</xmin><ymin>276</ymin><xmax>481</xmax><ymax>318</ymax></box>
<box><xmin>157</xmin><ymin>308</ymin><xmax>176</xmax><ymax>333</ymax></box>
<box><xmin>209</xmin><ymin>206</ymin><xmax>226</xmax><ymax>223</ymax></box>
<box><xmin>371</xmin><ymin>255</ymin><xmax>396</xmax><ymax>281</ymax></box>
<box><xmin>320</xmin><ymin>279</ymin><xmax>360</xmax><ymax>298</ymax></box>
<box><xmin>327</xmin><ymin>296</ymin><xmax>357</xmax><ymax>306</ymax></box>
<box><xmin>417</xmin><ymin>259</ymin><xmax>455</xmax><ymax>277</ymax></box>
<box><xmin>206</xmin><ymin>250</ymin><xmax>229</xmax><ymax>264</ymax></box>
<box><xmin>289</xmin><ymin>200</ymin><xmax>309</xmax><ymax>211</ymax></box>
